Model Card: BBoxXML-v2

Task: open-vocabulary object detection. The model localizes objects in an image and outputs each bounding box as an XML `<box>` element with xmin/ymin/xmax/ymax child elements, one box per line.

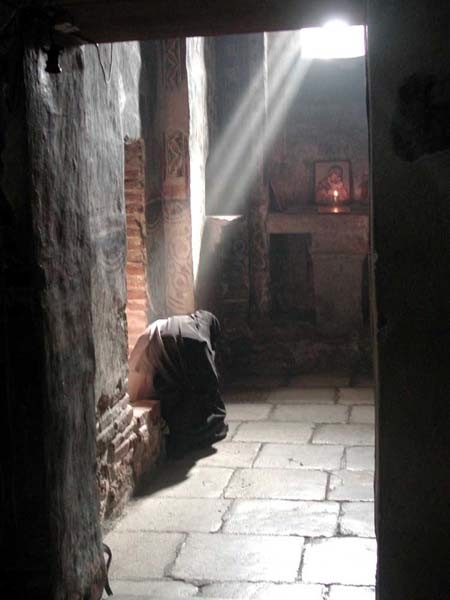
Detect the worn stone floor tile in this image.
<box><xmin>222</xmin><ymin>389</ymin><xmax>270</xmax><ymax>404</ymax></box>
<box><xmin>104</xmin><ymin>531</ymin><xmax>184</xmax><ymax>579</ymax></box>
<box><xmin>340</xmin><ymin>502</ymin><xmax>375</xmax><ymax>537</ymax></box>
<box><xmin>328</xmin><ymin>585</ymin><xmax>376</xmax><ymax>600</ymax></box>
<box><xmin>252</xmin><ymin>583</ymin><xmax>325</xmax><ymax>600</ymax></box>
<box><xmin>225</xmin><ymin>468</ymin><xmax>327</xmax><ymax>500</ymax></box>
<box><xmin>223</xmin><ymin>499</ymin><xmax>339</xmax><ymax>537</ymax></box>
<box><xmin>328</xmin><ymin>470</ymin><xmax>374</xmax><ymax>501</ymax></box>
<box><xmin>225</xmin><ymin>421</ymin><xmax>241</xmax><ymax>440</ymax></box>
<box><xmin>171</xmin><ymin>533</ymin><xmax>303</xmax><ymax>582</ymax></box>
<box><xmin>146</xmin><ymin>466</ymin><xmax>234</xmax><ymax>498</ymax></box>
<box><xmin>346</xmin><ymin>446</ymin><xmax>375</xmax><ymax>471</ymax></box>
<box><xmin>180</xmin><ymin>442</ymin><xmax>261</xmax><ymax>469</ymax></box>
<box><xmin>253</xmin><ymin>444</ymin><xmax>344</xmax><ymax>471</ymax></box>
<box><xmin>289</xmin><ymin>375</ymin><xmax>350</xmax><ymax>388</ymax></box>
<box><xmin>271</xmin><ymin>404</ymin><xmax>348</xmax><ymax>424</ymax></box>
<box><xmin>226</xmin><ymin>375</ymin><xmax>287</xmax><ymax>390</ymax></box>
<box><xmin>312</xmin><ymin>424</ymin><xmax>374</xmax><ymax>446</ymax></box>
<box><xmin>101</xmin><ymin>596</ymin><xmax>150</xmax><ymax>600</ymax></box>
<box><xmin>234</xmin><ymin>421</ymin><xmax>313</xmax><ymax>444</ymax></box>
<box><xmin>254</xmin><ymin>443</ymin><xmax>344</xmax><ymax>471</ymax></box>
<box><xmin>108</xmin><ymin>579</ymin><xmax>198</xmax><ymax>597</ymax></box>
<box><xmin>114</xmin><ymin>498</ymin><xmax>230</xmax><ymax>533</ymax></box>
<box><xmin>301</xmin><ymin>537</ymin><xmax>377</xmax><ymax>585</ymax></box>
<box><xmin>338</xmin><ymin>388</ymin><xmax>374</xmax><ymax>405</ymax></box>
<box><xmin>225</xmin><ymin>403</ymin><xmax>272</xmax><ymax>421</ymax></box>
<box><xmin>350</xmin><ymin>405</ymin><xmax>375</xmax><ymax>424</ymax></box>
<box><xmin>198</xmin><ymin>582</ymin><xmax>262</xmax><ymax>598</ymax></box>
<box><xmin>268</xmin><ymin>387</ymin><xmax>336</xmax><ymax>404</ymax></box>
<box><xmin>196</xmin><ymin>582</ymin><xmax>324</xmax><ymax>600</ymax></box>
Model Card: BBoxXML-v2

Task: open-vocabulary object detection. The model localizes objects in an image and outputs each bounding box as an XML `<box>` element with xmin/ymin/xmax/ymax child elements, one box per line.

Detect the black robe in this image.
<box><xmin>130</xmin><ymin>310</ymin><xmax>227</xmax><ymax>457</ymax></box>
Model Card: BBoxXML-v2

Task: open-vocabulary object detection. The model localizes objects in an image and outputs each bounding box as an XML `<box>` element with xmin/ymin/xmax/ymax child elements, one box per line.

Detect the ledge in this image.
<box><xmin>132</xmin><ymin>399</ymin><xmax>161</xmax><ymax>426</ymax></box>
<box><xmin>267</xmin><ymin>211</ymin><xmax>369</xmax><ymax>254</ymax></box>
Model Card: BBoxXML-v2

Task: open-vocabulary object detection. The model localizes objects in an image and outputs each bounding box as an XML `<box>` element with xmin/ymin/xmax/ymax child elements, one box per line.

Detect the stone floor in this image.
<box><xmin>104</xmin><ymin>375</ymin><xmax>376</xmax><ymax>599</ymax></box>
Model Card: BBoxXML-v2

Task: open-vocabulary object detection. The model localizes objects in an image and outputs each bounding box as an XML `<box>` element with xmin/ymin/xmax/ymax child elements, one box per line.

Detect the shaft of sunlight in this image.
<box><xmin>208</xmin><ymin>32</ymin><xmax>311</xmax><ymax>216</ymax></box>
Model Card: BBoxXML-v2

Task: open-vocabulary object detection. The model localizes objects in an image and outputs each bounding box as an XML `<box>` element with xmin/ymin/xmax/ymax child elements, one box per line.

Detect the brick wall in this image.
<box><xmin>95</xmin><ymin>140</ymin><xmax>162</xmax><ymax>523</ymax></box>
<box><xmin>96</xmin><ymin>396</ymin><xmax>161</xmax><ymax>520</ymax></box>
<box><xmin>125</xmin><ymin>139</ymin><xmax>149</xmax><ymax>352</ymax></box>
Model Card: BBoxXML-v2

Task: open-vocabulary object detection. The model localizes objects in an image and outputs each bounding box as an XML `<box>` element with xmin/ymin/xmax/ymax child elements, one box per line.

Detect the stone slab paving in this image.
<box><xmin>312</xmin><ymin>424</ymin><xmax>374</xmax><ymax>446</ymax></box>
<box><xmin>222</xmin><ymin>389</ymin><xmax>270</xmax><ymax>403</ymax></box>
<box><xmin>104</xmin><ymin>381</ymin><xmax>376</xmax><ymax>599</ymax></box>
<box><xmin>329</xmin><ymin>585</ymin><xmax>376</xmax><ymax>600</ymax></box>
<box><xmin>226</xmin><ymin>375</ymin><xmax>287</xmax><ymax>390</ymax></box>
<box><xmin>249</xmin><ymin>583</ymin><xmax>325</xmax><ymax>599</ymax></box>
<box><xmin>171</xmin><ymin>533</ymin><xmax>304</xmax><ymax>582</ymax></box>
<box><xmin>271</xmin><ymin>404</ymin><xmax>348</xmax><ymax>423</ymax></box>
<box><xmin>254</xmin><ymin>443</ymin><xmax>344</xmax><ymax>470</ymax></box>
<box><xmin>328</xmin><ymin>470</ymin><xmax>374</xmax><ymax>501</ymax></box>
<box><xmin>302</xmin><ymin>537</ymin><xmax>377</xmax><ymax>585</ymax></box>
<box><xmin>114</xmin><ymin>498</ymin><xmax>231</xmax><ymax>533</ymax></box>
<box><xmin>145</xmin><ymin>466</ymin><xmax>234</xmax><ymax>498</ymax></box>
<box><xmin>340</xmin><ymin>502</ymin><xmax>375</xmax><ymax>537</ymax></box>
<box><xmin>224</xmin><ymin>421</ymin><xmax>241</xmax><ymax>439</ymax></box>
<box><xmin>224</xmin><ymin>468</ymin><xmax>328</xmax><ymax>500</ymax></box>
<box><xmin>234</xmin><ymin>421</ymin><xmax>313</xmax><ymax>443</ymax></box>
<box><xmin>338</xmin><ymin>387</ymin><xmax>374</xmax><ymax>404</ymax></box>
<box><xmin>198</xmin><ymin>582</ymin><xmax>259</xmax><ymax>599</ymax></box>
<box><xmin>108</xmin><ymin>580</ymin><xmax>198</xmax><ymax>597</ymax></box>
<box><xmin>223</xmin><ymin>499</ymin><xmax>339</xmax><ymax>536</ymax></box>
<box><xmin>104</xmin><ymin>531</ymin><xmax>184</xmax><ymax>579</ymax></box>
<box><xmin>346</xmin><ymin>446</ymin><xmax>375</xmax><ymax>471</ymax></box>
<box><xmin>289</xmin><ymin>375</ymin><xmax>351</xmax><ymax>387</ymax></box>
<box><xmin>179</xmin><ymin>442</ymin><xmax>261</xmax><ymax>469</ymax></box>
<box><xmin>201</xmin><ymin>582</ymin><xmax>325</xmax><ymax>599</ymax></box>
<box><xmin>350</xmin><ymin>405</ymin><xmax>375</xmax><ymax>424</ymax></box>
<box><xmin>225</xmin><ymin>403</ymin><xmax>272</xmax><ymax>421</ymax></box>
<box><xmin>267</xmin><ymin>387</ymin><xmax>336</xmax><ymax>404</ymax></box>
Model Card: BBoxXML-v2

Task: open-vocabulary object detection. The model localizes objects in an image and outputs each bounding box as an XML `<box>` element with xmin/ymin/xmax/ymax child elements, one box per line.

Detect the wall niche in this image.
<box><xmin>269</xmin><ymin>233</ymin><xmax>315</xmax><ymax>323</ymax></box>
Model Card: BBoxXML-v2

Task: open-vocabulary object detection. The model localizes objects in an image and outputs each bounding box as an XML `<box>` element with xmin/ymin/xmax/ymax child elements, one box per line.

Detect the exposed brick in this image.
<box><xmin>126</xmin><ymin>264</ymin><xmax>146</xmax><ymax>276</ymax></box>
<box><xmin>127</xmin><ymin>249</ymin><xmax>145</xmax><ymax>263</ymax></box>
<box><xmin>127</xmin><ymin>288</ymin><xmax>147</xmax><ymax>300</ymax></box>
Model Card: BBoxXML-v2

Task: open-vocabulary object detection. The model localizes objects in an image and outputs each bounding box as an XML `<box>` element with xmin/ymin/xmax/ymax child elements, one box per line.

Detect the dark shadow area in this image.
<box><xmin>134</xmin><ymin>446</ymin><xmax>218</xmax><ymax>498</ymax></box>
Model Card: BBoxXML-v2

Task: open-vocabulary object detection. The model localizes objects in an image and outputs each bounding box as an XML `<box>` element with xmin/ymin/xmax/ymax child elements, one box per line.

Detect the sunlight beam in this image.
<box><xmin>207</xmin><ymin>32</ymin><xmax>309</xmax><ymax>216</ymax></box>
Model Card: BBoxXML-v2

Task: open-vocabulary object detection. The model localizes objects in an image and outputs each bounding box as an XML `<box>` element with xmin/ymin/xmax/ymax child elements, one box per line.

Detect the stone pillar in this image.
<box><xmin>161</xmin><ymin>39</ymin><xmax>195</xmax><ymax>315</ymax></box>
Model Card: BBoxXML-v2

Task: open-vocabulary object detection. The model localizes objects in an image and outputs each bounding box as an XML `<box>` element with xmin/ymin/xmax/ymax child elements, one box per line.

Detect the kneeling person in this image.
<box><xmin>129</xmin><ymin>310</ymin><xmax>227</xmax><ymax>457</ymax></box>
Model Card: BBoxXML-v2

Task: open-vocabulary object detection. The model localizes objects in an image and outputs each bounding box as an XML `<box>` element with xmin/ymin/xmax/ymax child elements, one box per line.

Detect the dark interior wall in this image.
<box><xmin>1</xmin><ymin>39</ymin><xmax>144</xmax><ymax>597</ymax></box>
<box><xmin>368</xmin><ymin>3</ymin><xmax>450</xmax><ymax>598</ymax></box>
<box><xmin>0</xmin><ymin>42</ymin><xmax>54</xmax><ymax>594</ymax></box>
<box><xmin>267</xmin><ymin>45</ymin><xmax>369</xmax><ymax>210</ymax></box>
<box><xmin>24</xmin><ymin>45</ymin><xmax>105</xmax><ymax>598</ymax></box>
<box><xmin>85</xmin><ymin>41</ymin><xmax>142</xmax><ymax>403</ymax></box>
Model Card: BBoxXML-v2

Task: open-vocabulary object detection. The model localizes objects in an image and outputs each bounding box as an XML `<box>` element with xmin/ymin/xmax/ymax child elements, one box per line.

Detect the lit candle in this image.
<box><xmin>333</xmin><ymin>190</ymin><xmax>339</xmax><ymax>203</ymax></box>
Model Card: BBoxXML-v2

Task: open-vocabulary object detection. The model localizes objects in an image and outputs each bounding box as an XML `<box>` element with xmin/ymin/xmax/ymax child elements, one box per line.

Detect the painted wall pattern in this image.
<box><xmin>164</xmin><ymin>129</ymin><xmax>188</xmax><ymax>179</ymax></box>
<box><xmin>163</xmin><ymin>199</ymin><xmax>195</xmax><ymax>314</ymax></box>
<box><xmin>163</xmin><ymin>39</ymin><xmax>184</xmax><ymax>90</ymax></box>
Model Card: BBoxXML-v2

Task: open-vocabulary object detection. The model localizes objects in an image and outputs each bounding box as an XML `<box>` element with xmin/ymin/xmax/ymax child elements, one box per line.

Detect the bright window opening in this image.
<box><xmin>300</xmin><ymin>21</ymin><xmax>366</xmax><ymax>59</ymax></box>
